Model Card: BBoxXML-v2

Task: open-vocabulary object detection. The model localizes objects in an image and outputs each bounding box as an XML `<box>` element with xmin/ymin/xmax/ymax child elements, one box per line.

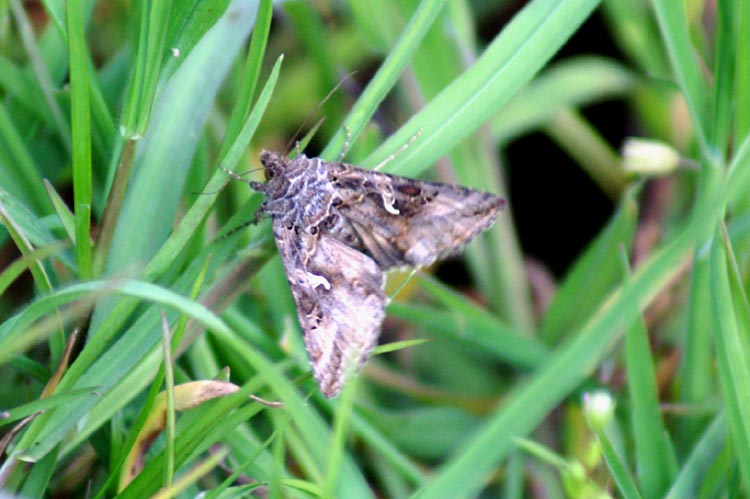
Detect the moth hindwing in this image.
<box><xmin>245</xmin><ymin>150</ymin><xmax>506</xmax><ymax>398</ymax></box>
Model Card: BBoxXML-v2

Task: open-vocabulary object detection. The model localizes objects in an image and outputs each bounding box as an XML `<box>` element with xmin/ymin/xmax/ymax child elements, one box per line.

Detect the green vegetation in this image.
<box><xmin>0</xmin><ymin>0</ymin><xmax>748</xmax><ymax>497</ymax></box>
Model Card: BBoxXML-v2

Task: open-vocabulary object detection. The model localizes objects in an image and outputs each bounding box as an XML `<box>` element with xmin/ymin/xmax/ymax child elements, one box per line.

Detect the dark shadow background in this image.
<box><xmin>481</xmin><ymin>6</ymin><xmax>630</xmax><ymax>278</ymax></box>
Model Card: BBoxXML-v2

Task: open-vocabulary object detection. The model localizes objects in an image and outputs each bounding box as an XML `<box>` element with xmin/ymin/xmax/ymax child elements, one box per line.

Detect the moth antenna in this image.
<box><xmin>220</xmin><ymin>165</ymin><xmax>246</xmax><ymax>182</ymax></box>
<box><xmin>338</xmin><ymin>126</ymin><xmax>351</xmax><ymax>161</ymax></box>
<box><xmin>374</xmin><ymin>128</ymin><xmax>423</xmax><ymax>171</ymax></box>
<box><xmin>284</xmin><ymin>71</ymin><xmax>359</xmax><ymax>156</ymax></box>
<box><xmin>221</xmin><ymin>165</ymin><xmax>264</xmax><ymax>182</ymax></box>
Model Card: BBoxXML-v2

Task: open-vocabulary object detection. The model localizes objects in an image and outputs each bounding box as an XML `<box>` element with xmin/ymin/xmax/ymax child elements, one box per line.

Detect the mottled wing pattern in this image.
<box><xmin>330</xmin><ymin>165</ymin><xmax>505</xmax><ymax>269</ymax></box>
<box><xmin>272</xmin><ymin>220</ymin><xmax>387</xmax><ymax>398</ymax></box>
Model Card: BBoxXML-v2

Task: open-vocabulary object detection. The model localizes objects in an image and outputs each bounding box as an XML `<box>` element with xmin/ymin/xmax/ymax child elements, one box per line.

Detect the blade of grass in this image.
<box><xmin>143</xmin><ymin>54</ymin><xmax>282</xmax><ymax>285</ymax></box>
<box><xmin>217</xmin><ymin>0</ymin><xmax>272</xmax><ymax>158</ymax></box>
<box><xmin>209</xmin><ymin>328</ymin><xmax>376</xmax><ymax>498</ymax></box>
<box><xmin>0</xmin><ymin>241</ymin><xmax>68</xmax><ymax>297</ymax></box>
<box><xmin>44</xmin><ymin>180</ymin><xmax>77</xmax><ymax>244</ymax></box>
<box><xmin>621</xmin><ymin>250</ymin><xmax>674</xmax><ymax>497</ymax></box>
<box><xmin>650</xmin><ymin>0</ymin><xmax>710</xmax><ymax>159</ymax></box>
<box><xmin>361</xmin><ymin>0</ymin><xmax>601</xmax><ymax>178</ymax></box>
<box><xmin>709</xmin><ymin>0</ymin><xmax>735</xmax><ymax>160</ymax></box>
<box><xmin>665</xmin><ymin>414</ymin><xmax>727</xmax><ymax>499</ymax></box>
<box><xmin>733</xmin><ymin>0</ymin><xmax>750</xmax><ymax>145</ymax></box>
<box><xmin>150</xmin><ymin>448</ymin><xmax>228</xmax><ymax>499</ymax></box>
<box><xmin>1</xmin><ymin>388</ymin><xmax>98</xmax><ymax>425</ymax></box>
<box><xmin>160</xmin><ymin>313</ymin><xmax>176</xmax><ymax>487</ymax></box>
<box><xmin>591</xmin><ymin>424</ymin><xmax>643</xmax><ymax>499</ymax></box>
<box><xmin>395</xmin><ymin>0</ymin><xmax>531</xmax><ymax>329</ymax></box>
<box><xmin>492</xmin><ymin>56</ymin><xmax>635</xmax><ymax>143</ymax></box>
<box><xmin>116</xmin><ymin>387</ymin><xmax>264</xmax><ymax>498</ymax></box>
<box><xmin>0</xmin><ymin>102</ymin><xmax>51</xmax><ymax>214</ymax></box>
<box><xmin>121</xmin><ymin>0</ymin><xmax>175</xmax><ymax>136</ymax></box>
<box><xmin>19</xmin><ymin>447</ymin><xmax>57</xmax><ymax>497</ymax></box>
<box><xmin>409</xmin><ymin>167</ymin><xmax>727</xmax><ymax>497</ymax></box>
<box><xmin>7</xmin><ymin>277</ymin><xmax>232</xmax><ymax>463</ymax></box>
<box><xmin>8</xmin><ymin>0</ymin><xmax>71</xmax><ymax>153</ymax></box>
<box><xmin>677</xmin><ymin>228</ymin><xmax>716</xmax><ymax>451</ymax></box>
<box><xmin>710</xmin><ymin>224</ymin><xmax>750</xmax><ymax>492</ymax></box>
<box><xmin>404</xmin><ymin>275</ymin><xmax>548</xmax><ymax>367</ymax></box>
<box><xmin>676</xmin><ymin>14</ymin><xmax>731</xmax><ymax>447</ymax></box>
<box><xmin>321</xmin><ymin>0</ymin><xmax>449</xmax><ymax>160</ymax></box>
<box><xmin>284</xmin><ymin>1</ymin><xmax>348</xmax><ymax>133</ymax></box>
<box><xmin>0</xmin><ymin>279</ymin><xmax>229</xmax><ymax>364</ymax></box>
<box><xmin>0</xmin><ymin>205</ymin><xmax>55</xmax><ymax>296</ymax></box>
<box><xmin>66</xmin><ymin>0</ymin><xmax>93</xmax><ymax>280</ymax></box>
<box><xmin>101</xmin><ymin>0</ymin><xmax>260</xmax><ymax>281</ymax></box>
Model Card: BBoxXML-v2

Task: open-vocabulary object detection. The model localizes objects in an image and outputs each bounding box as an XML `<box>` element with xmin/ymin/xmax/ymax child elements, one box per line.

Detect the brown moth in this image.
<box><xmin>241</xmin><ymin>150</ymin><xmax>505</xmax><ymax>398</ymax></box>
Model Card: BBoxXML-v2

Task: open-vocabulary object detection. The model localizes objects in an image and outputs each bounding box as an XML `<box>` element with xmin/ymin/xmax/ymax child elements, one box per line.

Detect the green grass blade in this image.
<box><xmin>405</xmin><ymin>275</ymin><xmax>548</xmax><ymax>367</ymax></box>
<box><xmin>7</xmin><ymin>278</ymin><xmax>231</xmax><ymax>460</ymax></box>
<box><xmin>0</xmin><ymin>102</ymin><xmax>51</xmax><ymax>214</ymax></box>
<box><xmin>142</xmin><ymin>54</ymin><xmax>282</xmax><ymax>286</ymax></box>
<box><xmin>665</xmin><ymin>414</ymin><xmax>727</xmax><ymax>499</ymax></box>
<box><xmin>593</xmin><ymin>425</ymin><xmax>643</xmax><ymax>499</ymax></box>
<box><xmin>493</xmin><ymin>56</ymin><xmax>635</xmax><ymax>143</ymax></box>
<box><xmin>0</xmin><ymin>205</ymin><xmax>53</xmax><ymax>295</ymax></box>
<box><xmin>410</xmin><ymin>205</ymin><xmax>702</xmax><ymax>498</ymax></box>
<box><xmin>0</xmin><ymin>242</ymin><xmax>67</xmax><ymax>297</ymax></box>
<box><xmin>121</xmin><ymin>1</ymin><xmax>175</xmax><ymax>135</ymax></box>
<box><xmin>362</xmin><ymin>0</ymin><xmax>601</xmax><ymax>177</ymax></box>
<box><xmin>733</xmin><ymin>0</ymin><xmax>750</xmax><ymax>145</ymax></box>
<box><xmin>710</xmin><ymin>226</ymin><xmax>750</xmax><ymax>490</ymax></box>
<box><xmin>136</xmin><ymin>0</ymin><xmax>174</xmax><ymax>133</ymax></box>
<box><xmin>209</xmin><ymin>328</ymin><xmax>376</xmax><ymax>499</ymax></box>
<box><xmin>101</xmin><ymin>1</ymin><xmax>259</xmax><ymax>279</ymax></box>
<box><xmin>8</xmin><ymin>0</ymin><xmax>71</xmax><ymax>152</ymax></box>
<box><xmin>218</xmin><ymin>0</ymin><xmax>272</xmax><ymax>158</ymax></box>
<box><xmin>19</xmin><ymin>447</ymin><xmax>58</xmax><ymax>498</ymax></box>
<box><xmin>44</xmin><ymin>180</ymin><xmax>77</xmax><ymax>244</ymax></box>
<box><xmin>678</xmin><ymin>242</ymin><xmax>717</xmax><ymax>448</ymax></box>
<box><xmin>709</xmin><ymin>0</ymin><xmax>735</xmax><ymax>159</ymax></box>
<box><xmin>2</xmin><ymin>388</ymin><xmax>98</xmax><ymax>424</ymax></box>
<box><xmin>650</xmin><ymin>0</ymin><xmax>710</xmax><ymax>157</ymax></box>
<box><xmin>66</xmin><ymin>0</ymin><xmax>93</xmax><ymax>279</ymax></box>
<box><xmin>0</xmin><ymin>188</ymin><xmax>59</xmax><ymax>248</ymax></box>
<box><xmin>321</xmin><ymin>0</ymin><xmax>449</xmax><ymax>160</ymax></box>
<box><xmin>622</xmin><ymin>259</ymin><xmax>674</xmax><ymax>497</ymax></box>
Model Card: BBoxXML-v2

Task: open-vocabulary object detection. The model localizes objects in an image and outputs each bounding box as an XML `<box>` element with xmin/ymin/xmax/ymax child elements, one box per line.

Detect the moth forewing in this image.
<box><xmin>242</xmin><ymin>150</ymin><xmax>505</xmax><ymax>398</ymax></box>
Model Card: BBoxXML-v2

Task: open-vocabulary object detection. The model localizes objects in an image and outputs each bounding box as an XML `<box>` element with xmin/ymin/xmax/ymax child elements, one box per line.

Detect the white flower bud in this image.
<box><xmin>622</xmin><ymin>137</ymin><xmax>680</xmax><ymax>176</ymax></box>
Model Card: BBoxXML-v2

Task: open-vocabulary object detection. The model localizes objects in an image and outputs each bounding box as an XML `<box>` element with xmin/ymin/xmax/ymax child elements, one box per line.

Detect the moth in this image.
<box><xmin>235</xmin><ymin>149</ymin><xmax>505</xmax><ymax>398</ymax></box>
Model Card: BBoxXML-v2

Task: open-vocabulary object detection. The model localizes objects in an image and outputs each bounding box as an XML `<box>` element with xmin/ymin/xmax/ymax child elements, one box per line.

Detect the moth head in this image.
<box><xmin>259</xmin><ymin>150</ymin><xmax>287</xmax><ymax>181</ymax></box>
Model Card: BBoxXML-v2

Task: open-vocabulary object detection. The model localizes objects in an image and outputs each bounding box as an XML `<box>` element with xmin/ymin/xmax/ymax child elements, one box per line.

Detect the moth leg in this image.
<box><xmin>373</xmin><ymin>128</ymin><xmax>424</xmax><ymax>171</ymax></box>
<box><xmin>215</xmin><ymin>220</ymin><xmax>253</xmax><ymax>241</ymax></box>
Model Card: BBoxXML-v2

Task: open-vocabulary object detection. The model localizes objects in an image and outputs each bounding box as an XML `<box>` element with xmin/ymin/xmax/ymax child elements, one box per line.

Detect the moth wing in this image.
<box><xmin>335</xmin><ymin>168</ymin><xmax>505</xmax><ymax>269</ymax></box>
<box><xmin>272</xmin><ymin>220</ymin><xmax>386</xmax><ymax>398</ymax></box>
